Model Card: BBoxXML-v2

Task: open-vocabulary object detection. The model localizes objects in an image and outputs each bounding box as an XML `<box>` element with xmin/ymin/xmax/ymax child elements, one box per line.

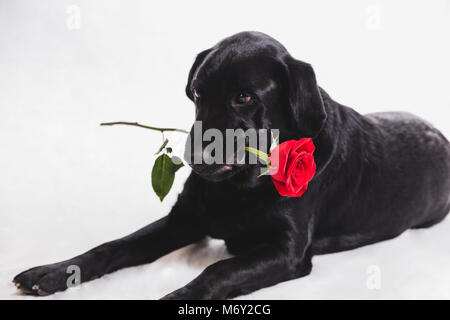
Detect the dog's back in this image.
<box><xmin>312</xmin><ymin>100</ymin><xmax>450</xmax><ymax>254</ymax></box>
<box><xmin>368</xmin><ymin>111</ymin><xmax>450</xmax><ymax>227</ymax></box>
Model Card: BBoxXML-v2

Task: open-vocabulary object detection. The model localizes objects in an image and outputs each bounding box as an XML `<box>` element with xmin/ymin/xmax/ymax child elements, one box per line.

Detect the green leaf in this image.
<box><xmin>151</xmin><ymin>154</ymin><xmax>185</xmax><ymax>202</ymax></box>
<box><xmin>151</xmin><ymin>154</ymin><xmax>175</xmax><ymax>201</ymax></box>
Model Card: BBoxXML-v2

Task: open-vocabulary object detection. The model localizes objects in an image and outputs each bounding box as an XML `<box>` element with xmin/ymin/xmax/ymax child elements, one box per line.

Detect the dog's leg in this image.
<box><xmin>13</xmin><ymin>213</ymin><xmax>204</xmax><ymax>296</ymax></box>
<box><xmin>161</xmin><ymin>235</ymin><xmax>312</xmax><ymax>300</ymax></box>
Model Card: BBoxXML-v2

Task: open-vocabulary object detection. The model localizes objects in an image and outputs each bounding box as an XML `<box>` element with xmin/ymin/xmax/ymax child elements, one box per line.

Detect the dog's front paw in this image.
<box><xmin>13</xmin><ymin>262</ymin><xmax>75</xmax><ymax>296</ymax></box>
<box><xmin>161</xmin><ymin>286</ymin><xmax>208</xmax><ymax>300</ymax></box>
<box><xmin>161</xmin><ymin>286</ymin><xmax>193</xmax><ymax>300</ymax></box>
<box><xmin>161</xmin><ymin>284</ymin><xmax>226</xmax><ymax>300</ymax></box>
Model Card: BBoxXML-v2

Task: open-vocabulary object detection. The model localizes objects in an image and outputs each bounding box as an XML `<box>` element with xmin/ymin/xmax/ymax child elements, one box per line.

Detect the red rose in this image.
<box><xmin>268</xmin><ymin>138</ymin><xmax>316</xmax><ymax>197</ymax></box>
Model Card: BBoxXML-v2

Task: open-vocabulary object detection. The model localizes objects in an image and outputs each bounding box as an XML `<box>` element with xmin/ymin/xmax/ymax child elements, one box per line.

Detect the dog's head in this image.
<box><xmin>184</xmin><ymin>31</ymin><xmax>326</xmax><ymax>183</ymax></box>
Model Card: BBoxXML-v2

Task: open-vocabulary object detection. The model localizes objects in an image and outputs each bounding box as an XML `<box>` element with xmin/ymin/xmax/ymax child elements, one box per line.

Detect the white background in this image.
<box><xmin>1</xmin><ymin>0</ymin><xmax>449</xmax><ymax>299</ymax></box>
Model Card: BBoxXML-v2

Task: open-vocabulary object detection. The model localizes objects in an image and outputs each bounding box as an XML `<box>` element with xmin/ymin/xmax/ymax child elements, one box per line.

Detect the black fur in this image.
<box><xmin>13</xmin><ymin>32</ymin><xmax>450</xmax><ymax>299</ymax></box>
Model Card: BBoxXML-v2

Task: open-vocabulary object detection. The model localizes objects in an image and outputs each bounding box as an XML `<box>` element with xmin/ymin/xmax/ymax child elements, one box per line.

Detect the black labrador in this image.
<box><xmin>13</xmin><ymin>31</ymin><xmax>450</xmax><ymax>299</ymax></box>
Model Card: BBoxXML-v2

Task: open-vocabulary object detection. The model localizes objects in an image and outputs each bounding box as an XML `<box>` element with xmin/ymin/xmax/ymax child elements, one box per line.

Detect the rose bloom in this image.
<box><xmin>268</xmin><ymin>138</ymin><xmax>316</xmax><ymax>197</ymax></box>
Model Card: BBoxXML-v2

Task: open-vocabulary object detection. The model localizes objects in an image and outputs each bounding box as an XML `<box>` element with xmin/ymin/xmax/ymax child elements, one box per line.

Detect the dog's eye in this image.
<box><xmin>232</xmin><ymin>93</ymin><xmax>253</xmax><ymax>107</ymax></box>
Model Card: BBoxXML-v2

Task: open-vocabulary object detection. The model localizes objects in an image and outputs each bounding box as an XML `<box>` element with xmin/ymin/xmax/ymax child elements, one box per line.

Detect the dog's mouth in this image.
<box><xmin>195</xmin><ymin>163</ymin><xmax>245</xmax><ymax>182</ymax></box>
<box><xmin>187</xmin><ymin>145</ymin><xmax>268</xmax><ymax>182</ymax></box>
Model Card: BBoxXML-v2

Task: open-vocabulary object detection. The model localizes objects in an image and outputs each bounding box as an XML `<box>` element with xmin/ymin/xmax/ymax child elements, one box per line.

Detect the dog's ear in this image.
<box><xmin>286</xmin><ymin>58</ymin><xmax>327</xmax><ymax>138</ymax></box>
<box><xmin>186</xmin><ymin>49</ymin><xmax>212</xmax><ymax>101</ymax></box>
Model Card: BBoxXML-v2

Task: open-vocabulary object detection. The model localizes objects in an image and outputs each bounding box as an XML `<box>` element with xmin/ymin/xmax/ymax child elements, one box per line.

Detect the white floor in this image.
<box><xmin>2</xmin><ymin>184</ymin><xmax>450</xmax><ymax>300</ymax></box>
<box><xmin>1</xmin><ymin>0</ymin><xmax>450</xmax><ymax>300</ymax></box>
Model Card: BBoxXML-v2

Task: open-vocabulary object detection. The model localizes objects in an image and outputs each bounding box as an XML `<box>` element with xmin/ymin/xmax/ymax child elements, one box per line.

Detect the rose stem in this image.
<box><xmin>100</xmin><ymin>121</ymin><xmax>189</xmax><ymax>134</ymax></box>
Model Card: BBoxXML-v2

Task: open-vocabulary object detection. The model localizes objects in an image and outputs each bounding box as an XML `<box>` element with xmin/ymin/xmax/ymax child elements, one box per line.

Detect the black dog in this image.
<box><xmin>13</xmin><ymin>32</ymin><xmax>450</xmax><ymax>299</ymax></box>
